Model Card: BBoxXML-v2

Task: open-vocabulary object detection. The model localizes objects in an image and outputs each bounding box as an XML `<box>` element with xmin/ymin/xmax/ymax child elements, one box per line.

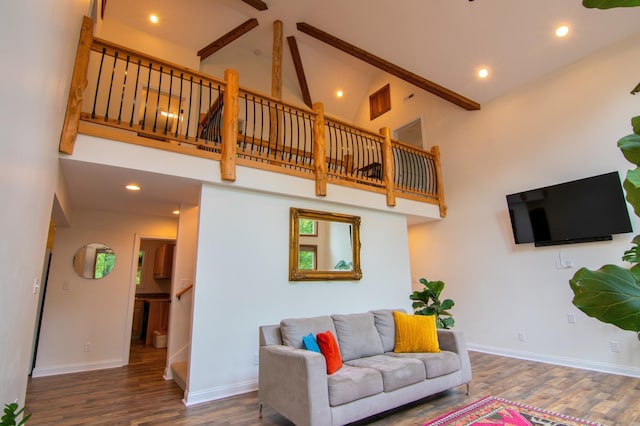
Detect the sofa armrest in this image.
<box><xmin>437</xmin><ymin>329</ymin><xmax>472</xmax><ymax>384</ymax></box>
<box><xmin>259</xmin><ymin>345</ymin><xmax>331</xmax><ymax>426</ymax></box>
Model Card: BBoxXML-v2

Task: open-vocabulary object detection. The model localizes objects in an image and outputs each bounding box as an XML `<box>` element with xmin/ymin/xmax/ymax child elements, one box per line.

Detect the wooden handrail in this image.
<box><xmin>176</xmin><ymin>284</ymin><xmax>194</xmax><ymax>300</ymax></box>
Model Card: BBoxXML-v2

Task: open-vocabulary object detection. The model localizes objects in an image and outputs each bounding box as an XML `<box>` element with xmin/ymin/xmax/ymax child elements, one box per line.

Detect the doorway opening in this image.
<box><xmin>129</xmin><ymin>237</ymin><xmax>175</xmax><ymax>365</ymax></box>
<box><xmin>394</xmin><ymin>118</ymin><xmax>424</xmax><ymax>149</ymax></box>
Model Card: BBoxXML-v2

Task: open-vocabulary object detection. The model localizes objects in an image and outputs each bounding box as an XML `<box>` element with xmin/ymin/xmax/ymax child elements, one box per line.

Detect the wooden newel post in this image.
<box><xmin>380</xmin><ymin>127</ymin><xmax>396</xmax><ymax>207</ymax></box>
<box><xmin>221</xmin><ymin>68</ymin><xmax>239</xmax><ymax>181</ymax></box>
<box><xmin>59</xmin><ymin>16</ymin><xmax>94</xmax><ymax>154</ymax></box>
<box><xmin>313</xmin><ymin>102</ymin><xmax>327</xmax><ymax>196</ymax></box>
<box><xmin>432</xmin><ymin>145</ymin><xmax>447</xmax><ymax>218</ymax></box>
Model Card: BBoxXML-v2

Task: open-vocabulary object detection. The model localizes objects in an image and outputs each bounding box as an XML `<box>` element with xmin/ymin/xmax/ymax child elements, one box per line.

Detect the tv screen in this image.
<box><xmin>506</xmin><ymin>172</ymin><xmax>632</xmax><ymax>246</ymax></box>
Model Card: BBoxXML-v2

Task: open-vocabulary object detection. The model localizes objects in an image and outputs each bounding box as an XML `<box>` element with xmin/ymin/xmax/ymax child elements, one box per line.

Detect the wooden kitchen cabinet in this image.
<box><xmin>153</xmin><ymin>243</ymin><xmax>174</xmax><ymax>279</ymax></box>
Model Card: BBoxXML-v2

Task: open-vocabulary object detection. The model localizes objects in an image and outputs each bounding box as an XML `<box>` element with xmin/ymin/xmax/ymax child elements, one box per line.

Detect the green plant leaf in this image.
<box><xmin>582</xmin><ymin>0</ymin><xmax>640</xmax><ymax>8</ymax></box>
<box><xmin>632</xmin><ymin>116</ymin><xmax>640</xmax><ymax>135</ymax></box>
<box><xmin>618</xmin><ymin>133</ymin><xmax>640</xmax><ymax>165</ymax></box>
<box><xmin>570</xmin><ymin>264</ymin><xmax>640</xmax><ymax>331</ymax></box>
<box><xmin>440</xmin><ymin>317</ymin><xmax>455</xmax><ymax>329</ymax></box>
<box><xmin>623</xmin><ymin>177</ymin><xmax>640</xmax><ymax>217</ymax></box>
<box><xmin>622</xmin><ymin>235</ymin><xmax>640</xmax><ymax>263</ymax></box>
<box><xmin>440</xmin><ymin>299</ymin><xmax>455</xmax><ymax>310</ymax></box>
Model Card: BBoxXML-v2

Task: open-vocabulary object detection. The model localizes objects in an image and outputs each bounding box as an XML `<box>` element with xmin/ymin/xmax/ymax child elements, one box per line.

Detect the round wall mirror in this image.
<box><xmin>73</xmin><ymin>243</ymin><xmax>116</xmax><ymax>279</ymax></box>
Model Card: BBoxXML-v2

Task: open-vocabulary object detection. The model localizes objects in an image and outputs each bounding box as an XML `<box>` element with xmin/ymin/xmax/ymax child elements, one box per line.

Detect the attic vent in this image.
<box><xmin>369</xmin><ymin>84</ymin><xmax>391</xmax><ymax>120</ymax></box>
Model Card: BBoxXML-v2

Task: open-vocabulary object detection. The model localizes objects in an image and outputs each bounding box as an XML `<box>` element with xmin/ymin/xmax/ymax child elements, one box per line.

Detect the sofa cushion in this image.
<box><xmin>280</xmin><ymin>315</ymin><xmax>336</xmax><ymax>349</ymax></box>
<box><xmin>317</xmin><ymin>330</ymin><xmax>343</xmax><ymax>374</ymax></box>
<box><xmin>302</xmin><ymin>333</ymin><xmax>321</xmax><ymax>352</ymax></box>
<box><xmin>345</xmin><ymin>355</ymin><xmax>426</xmax><ymax>392</ymax></box>
<box><xmin>393</xmin><ymin>311</ymin><xmax>440</xmax><ymax>353</ymax></box>
<box><xmin>387</xmin><ymin>351</ymin><xmax>461</xmax><ymax>379</ymax></box>
<box><xmin>371</xmin><ymin>309</ymin><xmax>404</xmax><ymax>352</ymax></box>
<box><xmin>327</xmin><ymin>365</ymin><xmax>384</xmax><ymax>407</ymax></box>
<box><xmin>331</xmin><ymin>312</ymin><xmax>384</xmax><ymax>362</ymax></box>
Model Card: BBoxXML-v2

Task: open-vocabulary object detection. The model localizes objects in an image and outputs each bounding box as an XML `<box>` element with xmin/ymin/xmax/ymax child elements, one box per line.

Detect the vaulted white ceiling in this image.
<box><xmin>105</xmin><ymin>0</ymin><xmax>640</xmax><ymax>119</ymax></box>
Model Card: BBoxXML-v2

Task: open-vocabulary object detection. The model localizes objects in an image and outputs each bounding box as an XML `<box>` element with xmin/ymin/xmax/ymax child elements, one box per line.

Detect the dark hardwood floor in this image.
<box><xmin>26</xmin><ymin>342</ymin><xmax>640</xmax><ymax>425</ymax></box>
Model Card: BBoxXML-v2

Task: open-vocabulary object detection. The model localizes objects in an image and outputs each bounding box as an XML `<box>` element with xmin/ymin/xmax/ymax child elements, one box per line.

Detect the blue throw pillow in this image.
<box><xmin>302</xmin><ymin>333</ymin><xmax>321</xmax><ymax>352</ymax></box>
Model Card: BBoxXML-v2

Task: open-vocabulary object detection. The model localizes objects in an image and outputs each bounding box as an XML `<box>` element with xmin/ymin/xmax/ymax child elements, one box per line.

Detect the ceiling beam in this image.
<box><xmin>241</xmin><ymin>0</ymin><xmax>268</xmax><ymax>11</ymax></box>
<box><xmin>272</xmin><ymin>20</ymin><xmax>283</xmax><ymax>99</ymax></box>
<box><xmin>198</xmin><ymin>18</ymin><xmax>259</xmax><ymax>60</ymax></box>
<box><xmin>296</xmin><ymin>22</ymin><xmax>480</xmax><ymax>111</ymax></box>
<box><xmin>287</xmin><ymin>36</ymin><xmax>313</xmax><ymax>108</ymax></box>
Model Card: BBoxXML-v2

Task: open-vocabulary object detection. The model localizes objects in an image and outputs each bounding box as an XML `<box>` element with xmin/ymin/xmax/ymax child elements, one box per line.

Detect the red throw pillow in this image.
<box><xmin>316</xmin><ymin>330</ymin><xmax>342</xmax><ymax>374</ymax></box>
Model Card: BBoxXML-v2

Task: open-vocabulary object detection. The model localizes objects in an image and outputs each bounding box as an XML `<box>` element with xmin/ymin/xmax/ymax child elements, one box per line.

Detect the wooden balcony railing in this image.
<box><xmin>60</xmin><ymin>16</ymin><xmax>446</xmax><ymax>217</ymax></box>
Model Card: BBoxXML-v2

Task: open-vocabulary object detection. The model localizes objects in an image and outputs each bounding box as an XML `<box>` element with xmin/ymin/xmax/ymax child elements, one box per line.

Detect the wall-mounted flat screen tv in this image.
<box><xmin>506</xmin><ymin>171</ymin><xmax>632</xmax><ymax>247</ymax></box>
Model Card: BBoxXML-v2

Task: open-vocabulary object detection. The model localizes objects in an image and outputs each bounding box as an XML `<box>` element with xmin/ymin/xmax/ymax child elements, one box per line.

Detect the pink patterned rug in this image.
<box><xmin>423</xmin><ymin>396</ymin><xmax>603</xmax><ymax>426</ymax></box>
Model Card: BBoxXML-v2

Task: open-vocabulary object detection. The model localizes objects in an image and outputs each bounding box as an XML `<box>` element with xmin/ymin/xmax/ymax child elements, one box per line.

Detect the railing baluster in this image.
<box><xmin>153</xmin><ymin>66</ymin><xmax>163</xmax><ymax>133</ymax></box>
<box><xmin>196</xmin><ymin>80</ymin><xmax>202</xmax><ymax>142</ymax></box>
<box><xmin>175</xmin><ymin>73</ymin><xmax>183</xmax><ymax>138</ymax></box>
<box><xmin>92</xmin><ymin>47</ymin><xmax>106</xmax><ymax>119</ymax></box>
<box><xmin>129</xmin><ymin>59</ymin><xmax>141</xmax><ymax>128</ymax></box>
<box><xmin>117</xmin><ymin>55</ymin><xmax>129</xmax><ymax>124</ymax></box>
<box><xmin>164</xmin><ymin>69</ymin><xmax>173</xmax><ymax>135</ymax></box>
<box><xmin>141</xmin><ymin>62</ymin><xmax>152</xmax><ymax>130</ymax></box>
<box><xmin>104</xmin><ymin>50</ymin><xmax>118</xmax><ymax>122</ymax></box>
<box><xmin>185</xmin><ymin>76</ymin><xmax>193</xmax><ymax>140</ymax></box>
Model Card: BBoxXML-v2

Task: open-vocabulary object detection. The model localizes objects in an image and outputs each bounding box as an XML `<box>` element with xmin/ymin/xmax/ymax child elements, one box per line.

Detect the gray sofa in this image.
<box><xmin>258</xmin><ymin>309</ymin><xmax>472</xmax><ymax>426</ymax></box>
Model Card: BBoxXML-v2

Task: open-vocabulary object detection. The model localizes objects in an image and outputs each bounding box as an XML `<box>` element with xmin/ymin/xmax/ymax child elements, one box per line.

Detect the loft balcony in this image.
<box><xmin>60</xmin><ymin>17</ymin><xmax>446</xmax><ymax>218</ymax></box>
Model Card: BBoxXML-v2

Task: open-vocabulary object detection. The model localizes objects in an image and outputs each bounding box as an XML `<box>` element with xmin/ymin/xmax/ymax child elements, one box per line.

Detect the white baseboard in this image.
<box><xmin>31</xmin><ymin>358</ymin><xmax>123</xmax><ymax>378</ymax></box>
<box><xmin>469</xmin><ymin>343</ymin><xmax>640</xmax><ymax>378</ymax></box>
<box><xmin>183</xmin><ymin>379</ymin><xmax>257</xmax><ymax>406</ymax></box>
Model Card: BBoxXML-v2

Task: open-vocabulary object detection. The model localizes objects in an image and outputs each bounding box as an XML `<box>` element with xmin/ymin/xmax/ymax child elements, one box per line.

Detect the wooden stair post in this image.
<box><xmin>269</xmin><ymin>20</ymin><xmax>283</xmax><ymax>148</ymax></box>
<box><xmin>380</xmin><ymin>127</ymin><xmax>396</xmax><ymax>207</ymax></box>
<box><xmin>59</xmin><ymin>16</ymin><xmax>94</xmax><ymax>154</ymax></box>
<box><xmin>313</xmin><ymin>102</ymin><xmax>327</xmax><ymax>196</ymax></box>
<box><xmin>432</xmin><ymin>145</ymin><xmax>447</xmax><ymax>218</ymax></box>
<box><xmin>221</xmin><ymin>68</ymin><xmax>239</xmax><ymax>181</ymax></box>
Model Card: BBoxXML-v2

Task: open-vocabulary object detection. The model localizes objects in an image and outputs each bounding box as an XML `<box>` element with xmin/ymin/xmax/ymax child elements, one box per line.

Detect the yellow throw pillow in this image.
<box><xmin>393</xmin><ymin>311</ymin><xmax>440</xmax><ymax>353</ymax></box>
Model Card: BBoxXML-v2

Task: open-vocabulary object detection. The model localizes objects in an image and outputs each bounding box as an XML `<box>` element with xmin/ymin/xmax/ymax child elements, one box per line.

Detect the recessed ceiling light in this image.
<box><xmin>555</xmin><ymin>25</ymin><xmax>570</xmax><ymax>38</ymax></box>
<box><xmin>149</xmin><ymin>14</ymin><xmax>159</xmax><ymax>24</ymax></box>
<box><xmin>172</xmin><ymin>210</ymin><xmax>180</xmax><ymax>215</ymax></box>
<box><xmin>126</xmin><ymin>184</ymin><xmax>141</xmax><ymax>191</ymax></box>
<box><xmin>476</xmin><ymin>67</ymin><xmax>489</xmax><ymax>79</ymax></box>
<box><xmin>336</xmin><ymin>90</ymin><xmax>344</xmax><ymax>98</ymax></box>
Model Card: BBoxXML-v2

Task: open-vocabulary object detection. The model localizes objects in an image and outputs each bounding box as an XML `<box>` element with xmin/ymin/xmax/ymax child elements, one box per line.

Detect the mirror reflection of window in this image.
<box><xmin>299</xmin><ymin>219</ymin><xmax>317</xmax><ymax>236</ymax></box>
<box><xmin>73</xmin><ymin>243</ymin><xmax>116</xmax><ymax>280</ymax></box>
<box><xmin>298</xmin><ymin>245</ymin><xmax>317</xmax><ymax>270</ymax></box>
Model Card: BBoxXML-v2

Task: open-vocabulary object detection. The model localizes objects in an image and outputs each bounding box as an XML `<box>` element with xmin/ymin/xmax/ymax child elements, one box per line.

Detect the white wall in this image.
<box><xmin>33</xmin><ymin>208</ymin><xmax>177</xmax><ymax>377</ymax></box>
<box><xmin>185</xmin><ymin>184</ymin><xmax>413</xmax><ymax>404</ymax></box>
<box><xmin>408</xmin><ymin>33</ymin><xmax>640</xmax><ymax>376</ymax></box>
<box><xmin>0</xmin><ymin>0</ymin><xmax>90</xmax><ymax>406</ymax></box>
<box><xmin>166</xmin><ymin>203</ymin><xmax>199</xmax><ymax>378</ymax></box>
<box><xmin>97</xmin><ymin>18</ymin><xmax>200</xmax><ymax>70</ymax></box>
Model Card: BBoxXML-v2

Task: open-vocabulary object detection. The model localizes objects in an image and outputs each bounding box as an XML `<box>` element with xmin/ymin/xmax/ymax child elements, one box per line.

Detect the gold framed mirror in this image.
<box><xmin>289</xmin><ymin>207</ymin><xmax>362</xmax><ymax>281</ymax></box>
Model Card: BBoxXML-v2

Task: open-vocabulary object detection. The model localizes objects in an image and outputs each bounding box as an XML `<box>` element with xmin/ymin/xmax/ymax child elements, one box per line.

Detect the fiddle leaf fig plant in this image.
<box><xmin>582</xmin><ymin>0</ymin><xmax>640</xmax><ymax>7</ymax></box>
<box><xmin>410</xmin><ymin>278</ymin><xmax>455</xmax><ymax>329</ymax></box>
<box><xmin>569</xmin><ymin>115</ymin><xmax>640</xmax><ymax>332</ymax></box>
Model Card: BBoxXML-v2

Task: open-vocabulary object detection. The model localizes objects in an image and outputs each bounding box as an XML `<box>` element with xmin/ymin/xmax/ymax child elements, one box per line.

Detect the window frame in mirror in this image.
<box><xmin>289</xmin><ymin>207</ymin><xmax>362</xmax><ymax>281</ymax></box>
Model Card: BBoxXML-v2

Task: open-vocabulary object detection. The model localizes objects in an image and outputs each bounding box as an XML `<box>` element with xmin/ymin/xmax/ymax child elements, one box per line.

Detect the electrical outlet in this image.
<box><xmin>84</xmin><ymin>341</ymin><xmax>91</xmax><ymax>352</ymax></box>
<box><xmin>253</xmin><ymin>353</ymin><xmax>259</xmax><ymax>365</ymax></box>
<box><xmin>567</xmin><ymin>313</ymin><xmax>576</xmax><ymax>324</ymax></box>
<box><xmin>610</xmin><ymin>341</ymin><xmax>620</xmax><ymax>353</ymax></box>
<box><xmin>518</xmin><ymin>332</ymin><xmax>526</xmax><ymax>342</ymax></box>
